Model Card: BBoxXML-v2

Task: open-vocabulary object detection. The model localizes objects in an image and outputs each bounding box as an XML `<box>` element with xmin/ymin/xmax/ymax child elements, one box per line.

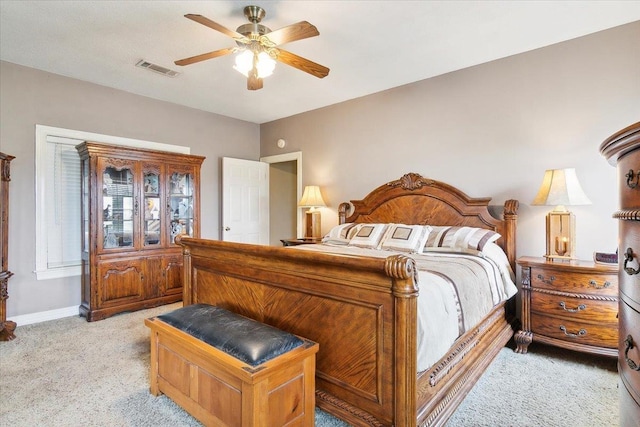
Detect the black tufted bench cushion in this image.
<box><xmin>156</xmin><ymin>303</ymin><xmax>304</xmax><ymax>367</ymax></box>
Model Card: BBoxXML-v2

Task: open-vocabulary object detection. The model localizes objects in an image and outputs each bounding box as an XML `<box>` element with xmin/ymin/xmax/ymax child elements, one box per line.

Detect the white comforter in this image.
<box><xmin>290</xmin><ymin>243</ymin><xmax>517</xmax><ymax>372</ymax></box>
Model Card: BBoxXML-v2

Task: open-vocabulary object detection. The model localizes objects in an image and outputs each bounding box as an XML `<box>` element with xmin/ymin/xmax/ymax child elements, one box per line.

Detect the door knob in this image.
<box><xmin>224</xmin><ymin>227</ymin><xmax>231</xmax><ymax>231</ymax></box>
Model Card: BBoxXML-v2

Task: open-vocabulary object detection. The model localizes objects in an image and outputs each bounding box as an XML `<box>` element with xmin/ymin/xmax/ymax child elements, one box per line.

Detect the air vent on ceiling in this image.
<box><xmin>135</xmin><ymin>60</ymin><xmax>180</xmax><ymax>77</ymax></box>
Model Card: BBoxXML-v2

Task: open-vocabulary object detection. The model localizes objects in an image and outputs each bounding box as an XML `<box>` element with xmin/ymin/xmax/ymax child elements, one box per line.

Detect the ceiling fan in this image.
<box><xmin>175</xmin><ymin>5</ymin><xmax>330</xmax><ymax>90</ymax></box>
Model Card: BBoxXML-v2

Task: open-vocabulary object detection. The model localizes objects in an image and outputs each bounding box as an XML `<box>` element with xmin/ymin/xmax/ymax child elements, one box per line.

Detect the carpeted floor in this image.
<box><xmin>0</xmin><ymin>303</ymin><xmax>618</xmax><ymax>426</ymax></box>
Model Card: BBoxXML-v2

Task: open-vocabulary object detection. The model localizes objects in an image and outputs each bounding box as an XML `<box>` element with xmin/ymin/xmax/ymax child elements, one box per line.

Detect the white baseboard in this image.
<box><xmin>9</xmin><ymin>305</ymin><xmax>78</xmax><ymax>326</ymax></box>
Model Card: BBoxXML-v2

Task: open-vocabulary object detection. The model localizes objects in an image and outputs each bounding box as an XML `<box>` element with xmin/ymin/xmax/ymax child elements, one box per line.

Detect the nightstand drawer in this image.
<box><xmin>531</xmin><ymin>292</ymin><xmax>618</xmax><ymax>324</ymax></box>
<box><xmin>619</xmin><ymin>298</ymin><xmax>640</xmax><ymax>399</ymax></box>
<box><xmin>531</xmin><ymin>314</ymin><xmax>618</xmax><ymax>348</ymax></box>
<box><xmin>531</xmin><ymin>267</ymin><xmax>617</xmax><ymax>297</ymax></box>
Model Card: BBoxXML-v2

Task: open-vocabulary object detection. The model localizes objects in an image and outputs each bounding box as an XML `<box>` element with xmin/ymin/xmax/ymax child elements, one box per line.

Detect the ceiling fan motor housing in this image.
<box><xmin>236</xmin><ymin>23</ymin><xmax>271</xmax><ymax>38</ymax></box>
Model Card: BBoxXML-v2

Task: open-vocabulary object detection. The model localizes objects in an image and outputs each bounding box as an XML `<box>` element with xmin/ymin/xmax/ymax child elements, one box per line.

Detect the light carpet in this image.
<box><xmin>0</xmin><ymin>303</ymin><xmax>618</xmax><ymax>426</ymax></box>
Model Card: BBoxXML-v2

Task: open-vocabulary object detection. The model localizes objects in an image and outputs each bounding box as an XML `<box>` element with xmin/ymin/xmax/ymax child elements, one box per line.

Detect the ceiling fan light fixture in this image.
<box><xmin>176</xmin><ymin>7</ymin><xmax>329</xmax><ymax>90</ymax></box>
<box><xmin>233</xmin><ymin>50</ymin><xmax>275</xmax><ymax>78</ymax></box>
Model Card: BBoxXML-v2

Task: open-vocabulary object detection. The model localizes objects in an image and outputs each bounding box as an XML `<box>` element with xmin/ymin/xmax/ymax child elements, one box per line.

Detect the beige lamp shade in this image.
<box><xmin>532</xmin><ymin>168</ymin><xmax>591</xmax><ymax>260</ymax></box>
<box><xmin>531</xmin><ymin>168</ymin><xmax>591</xmax><ymax>210</ymax></box>
<box><xmin>298</xmin><ymin>185</ymin><xmax>326</xmax><ymax>208</ymax></box>
<box><xmin>298</xmin><ymin>185</ymin><xmax>326</xmax><ymax>239</ymax></box>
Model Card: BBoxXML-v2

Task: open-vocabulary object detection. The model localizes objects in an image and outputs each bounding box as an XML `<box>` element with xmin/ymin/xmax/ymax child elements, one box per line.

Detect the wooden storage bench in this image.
<box><xmin>145</xmin><ymin>304</ymin><xmax>319</xmax><ymax>427</ymax></box>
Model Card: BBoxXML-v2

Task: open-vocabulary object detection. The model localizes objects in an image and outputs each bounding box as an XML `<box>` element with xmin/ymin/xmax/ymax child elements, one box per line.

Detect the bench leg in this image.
<box><xmin>149</xmin><ymin>330</ymin><xmax>160</xmax><ymax>396</ymax></box>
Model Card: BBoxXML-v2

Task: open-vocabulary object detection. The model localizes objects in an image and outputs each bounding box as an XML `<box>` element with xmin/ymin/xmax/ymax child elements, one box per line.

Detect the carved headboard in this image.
<box><xmin>337</xmin><ymin>172</ymin><xmax>519</xmax><ymax>269</ymax></box>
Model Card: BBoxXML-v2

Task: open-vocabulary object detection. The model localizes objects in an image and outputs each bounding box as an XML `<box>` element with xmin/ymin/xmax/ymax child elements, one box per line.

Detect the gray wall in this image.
<box><xmin>0</xmin><ymin>60</ymin><xmax>260</xmax><ymax>317</ymax></box>
<box><xmin>261</xmin><ymin>22</ymin><xmax>640</xmax><ymax>264</ymax></box>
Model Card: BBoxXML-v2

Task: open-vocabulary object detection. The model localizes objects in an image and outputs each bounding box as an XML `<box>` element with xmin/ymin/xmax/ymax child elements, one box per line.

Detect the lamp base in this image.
<box><xmin>544</xmin><ymin>211</ymin><xmax>576</xmax><ymax>260</ymax></box>
<box><xmin>305</xmin><ymin>210</ymin><xmax>322</xmax><ymax>239</ymax></box>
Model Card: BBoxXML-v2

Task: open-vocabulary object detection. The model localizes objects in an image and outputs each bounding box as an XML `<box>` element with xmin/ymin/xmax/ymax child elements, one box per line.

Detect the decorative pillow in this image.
<box><xmin>348</xmin><ymin>224</ymin><xmax>389</xmax><ymax>249</ymax></box>
<box><xmin>322</xmin><ymin>223</ymin><xmax>361</xmax><ymax>245</ymax></box>
<box><xmin>423</xmin><ymin>226</ymin><xmax>500</xmax><ymax>253</ymax></box>
<box><xmin>380</xmin><ymin>224</ymin><xmax>431</xmax><ymax>253</ymax></box>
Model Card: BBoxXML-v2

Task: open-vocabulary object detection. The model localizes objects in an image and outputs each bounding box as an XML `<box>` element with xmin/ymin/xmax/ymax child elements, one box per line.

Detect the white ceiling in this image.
<box><xmin>2</xmin><ymin>1</ymin><xmax>639</xmax><ymax>124</ymax></box>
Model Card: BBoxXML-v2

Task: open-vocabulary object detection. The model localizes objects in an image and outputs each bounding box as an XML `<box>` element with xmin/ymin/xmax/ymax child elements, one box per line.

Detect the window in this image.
<box><xmin>34</xmin><ymin>125</ymin><xmax>190</xmax><ymax>280</ymax></box>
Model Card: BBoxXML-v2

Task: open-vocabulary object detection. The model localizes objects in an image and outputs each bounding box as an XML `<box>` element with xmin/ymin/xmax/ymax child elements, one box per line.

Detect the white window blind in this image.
<box><xmin>46</xmin><ymin>138</ymin><xmax>82</xmax><ymax>269</ymax></box>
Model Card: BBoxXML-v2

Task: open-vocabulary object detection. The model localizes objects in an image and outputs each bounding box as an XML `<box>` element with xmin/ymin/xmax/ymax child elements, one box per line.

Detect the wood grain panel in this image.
<box><xmin>98</xmin><ymin>260</ymin><xmax>144</xmax><ymax>305</ymax></box>
<box><xmin>191</xmin><ymin>266</ymin><xmax>385</xmax><ymax>402</ymax></box>
<box><xmin>197</xmin><ymin>368</ymin><xmax>242</xmax><ymax>427</ymax></box>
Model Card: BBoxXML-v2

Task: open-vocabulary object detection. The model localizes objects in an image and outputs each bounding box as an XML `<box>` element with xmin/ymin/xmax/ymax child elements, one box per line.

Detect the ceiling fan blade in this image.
<box><xmin>276</xmin><ymin>49</ymin><xmax>330</xmax><ymax>79</ymax></box>
<box><xmin>174</xmin><ymin>47</ymin><xmax>236</xmax><ymax>66</ymax></box>
<box><xmin>184</xmin><ymin>14</ymin><xmax>249</xmax><ymax>43</ymax></box>
<box><xmin>263</xmin><ymin>21</ymin><xmax>319</xmax><ymax>46</ymax></box>
<box><xmin>247</xmin><ymin>74</ymin><xmax>263</xmax><ymax>91</ymax></box>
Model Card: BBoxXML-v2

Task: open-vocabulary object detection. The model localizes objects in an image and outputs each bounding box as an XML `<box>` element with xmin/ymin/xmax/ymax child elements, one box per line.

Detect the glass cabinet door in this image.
<box><xmin>143</xmin><ymin>171</ymin><xmax>162</xmax><ymax>247</ymax></box>
<box><xmin>168</xmin><ymin>170</ymin><xmax>195</xmax><ymax>244</ymax></box>
<box><xmin>102</xmin><ymin>165</ymin><xmax>135</xmax><ymax>250</ymax></box>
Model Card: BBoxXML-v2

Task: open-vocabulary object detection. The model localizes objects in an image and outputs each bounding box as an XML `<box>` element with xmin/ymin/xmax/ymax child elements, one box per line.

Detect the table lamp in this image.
<box><xmin>532</xmin><ymin>168</ymin><xmax>591</xmax><ymax>260</ymax></box>
<box><xmin>298</xmin><ymin>185</ymin><xmax>326</xmax><ymax>239</ymax></box>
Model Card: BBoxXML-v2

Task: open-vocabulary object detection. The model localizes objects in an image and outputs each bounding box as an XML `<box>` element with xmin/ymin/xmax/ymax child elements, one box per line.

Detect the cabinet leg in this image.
<box><xmin>0</xmin><ymin>320</ymin><xmax>17</xmax><ymax>341</ymax></box>
<box><xmin>514</xmin><ymin>330</ymin><xmax>532</xmax><ymax>354</ymax></box>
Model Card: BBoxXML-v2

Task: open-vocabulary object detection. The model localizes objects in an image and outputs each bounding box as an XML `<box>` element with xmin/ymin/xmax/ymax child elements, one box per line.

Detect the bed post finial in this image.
<box><xmin>502</xmin><ymin>199</ymin><xmax>519</xmax><ymax>272</ymax></box>
<box><xmin>338</xmin><ymin>202</ymin><xmax>351</xmax><ymax>224</ymax></box>
<box><xmin>385</xmin><ymin>255</ymin><xmax>419</xmax><ymax>297</ymax></box>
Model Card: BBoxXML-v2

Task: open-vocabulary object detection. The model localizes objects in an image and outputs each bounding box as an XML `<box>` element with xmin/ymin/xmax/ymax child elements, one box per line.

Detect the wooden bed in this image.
<box><xmin>177</xmin><ymin>172</ymin><xmax>519</xmax><ymax>426</ymax></box>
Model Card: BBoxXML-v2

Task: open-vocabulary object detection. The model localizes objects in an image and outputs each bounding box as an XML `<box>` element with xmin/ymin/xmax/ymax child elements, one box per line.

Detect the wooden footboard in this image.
<box><xmin>180</xmin><ymin>237</ymin><xmax>418</xmax><ymax>426</ymax></box>
<box><xmin>178</xmin><ymin>237</ymin><xmax>515</xmax><ymax>426</ymax></box>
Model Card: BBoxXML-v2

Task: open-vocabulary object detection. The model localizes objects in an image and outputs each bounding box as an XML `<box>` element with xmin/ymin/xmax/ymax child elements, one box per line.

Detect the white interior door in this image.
<box><xmin>222</xmin><ymin>157</ymin><xmax>269</xmax><ymax>244</ymax></box>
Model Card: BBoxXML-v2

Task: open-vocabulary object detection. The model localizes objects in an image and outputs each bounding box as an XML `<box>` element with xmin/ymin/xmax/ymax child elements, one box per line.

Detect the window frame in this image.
<box><xmin>34</xmin><ymin>125</ymin><xmax>190</xmax><ymax>280</ymax></box>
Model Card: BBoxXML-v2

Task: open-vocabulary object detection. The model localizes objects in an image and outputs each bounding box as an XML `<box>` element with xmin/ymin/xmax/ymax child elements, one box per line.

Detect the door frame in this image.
<box><xmin>260</xmin><ymin>151</ymin><xmax>303</xmax><ymax>238</ymax></box>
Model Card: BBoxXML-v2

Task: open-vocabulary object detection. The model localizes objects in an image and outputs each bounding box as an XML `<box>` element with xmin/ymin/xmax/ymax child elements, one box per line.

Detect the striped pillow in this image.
<box><xmin>423</xmin><ymin>226</ymin><xmax>500</xmax><ymax>253</ymax></box>
<box><xmin>322</xmin><ymin>223</ymin><xmax>361</xmax><ymax>245</ymax></box>
<box><xmin>381</xmin><ymin>224</ymin><xmax>431</xmax><ymax>253</ymax></box>
<box><xmin>348</xmin><ymin>224</ymin><xmax>389</xmax><ymax>249</ymax></box>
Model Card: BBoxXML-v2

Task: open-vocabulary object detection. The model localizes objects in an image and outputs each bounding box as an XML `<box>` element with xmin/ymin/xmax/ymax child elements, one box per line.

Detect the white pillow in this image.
<box><xmin>322</xmin><ymin>223</ymin><xmax>361</xmax><ymax>246</ymax></box>
<box><xmin>348</xmin><ymin>224</ymin><xmax>389</xmax><ymax>249</ymax></box>
<box><xmin>381</xmin><ymin>224</ymin><xmax>431</xmax><ymax>253</ymax></box>
<box><xmin>423</xmin><ymin>226</ymin><xmax>500</xmax><ymax>253</ymax></box>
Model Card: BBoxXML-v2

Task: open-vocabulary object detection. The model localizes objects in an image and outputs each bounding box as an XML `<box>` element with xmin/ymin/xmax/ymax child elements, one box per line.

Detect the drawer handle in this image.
<box><xmin>559</xmin><ymin>301</ymin><xmax>586</xmax><ymax>313</ymax></box>
<box><xmin>559</xmin><ymin>325</ymin><xmax>586</xmax><ymax>338</ymax></box>
<box><xmin>624</xmin><ymin>335</ymin><xmax>640</xmax><ymax>371</ymax></box>
<box><xmin>537</xmin><ymin>274</ymin><xmax>555</xmax><ymax>285</ymax></box>
<box><xmin>626</xmin><ymin>169</ymin><xmax>640</xmax><ymax>189</ymax></box>
<box><xmin>623</xmin><ymin>248</ymin><xmax>640</xmax><ymax>276</ymax></box>
<box><xmin>588</xmin><ymin>279</ymin><xmax>611</xmax><ymax>289</ymax></box>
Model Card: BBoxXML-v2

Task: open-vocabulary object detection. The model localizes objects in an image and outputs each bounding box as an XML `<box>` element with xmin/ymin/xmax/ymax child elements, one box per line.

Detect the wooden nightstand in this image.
<box><xmin>514</xmin><ymin>256</ymin><xmax>618</xmax><ymax>357</ymax></box>
<box><xmin>280</xmin><ymin>238</ymin><xmax>322</xmax><ymax>247</ymax></box>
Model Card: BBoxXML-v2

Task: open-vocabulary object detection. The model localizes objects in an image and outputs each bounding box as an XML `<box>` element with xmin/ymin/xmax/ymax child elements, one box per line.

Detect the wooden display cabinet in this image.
<box><xmin>76</xmin><ymin>142</ymin><xmax>205</xmax><ymax>321</ymax></box>
<box><xmin>1</xmin><ymin>152</ymin><xmax>15</xmax><ymax>340</ymax></box>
